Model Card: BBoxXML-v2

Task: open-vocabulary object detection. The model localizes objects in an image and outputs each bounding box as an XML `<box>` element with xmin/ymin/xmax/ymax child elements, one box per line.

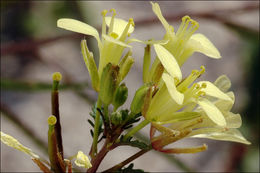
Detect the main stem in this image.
<box><xmin>87</xmin><ymin>139</ymin><xmax>111</xmax><ymax>173</ymax></box>
<box><xmin>123</xmin><ymin>119</ymin><xmax>150</xmax><ymax>141</ymax></box>
<box><xmin>91</xmin><ymin>97</ymin><xmax>102</xmax><ymax>158</ymax></box>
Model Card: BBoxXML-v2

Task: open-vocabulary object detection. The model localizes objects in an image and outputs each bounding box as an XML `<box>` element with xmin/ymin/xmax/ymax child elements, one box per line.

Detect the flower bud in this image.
<box><xmin>112</xmin><ymin>83</ymin><xmax>128</xmax><ymax>110</ymax></box>
<box><xmin>99</xmin><ymin>63</ymin><xmax>120</xmax><ymax>105</ymax></box>
<box><xmin>110</xmin><ymin>111</ymin><xmax>123</xmax><ymax>126</ymax></box>
<box><xmin>130</xmin><ymin>84</ymin><xmax>152</xmax><ymax>114</ymax></box>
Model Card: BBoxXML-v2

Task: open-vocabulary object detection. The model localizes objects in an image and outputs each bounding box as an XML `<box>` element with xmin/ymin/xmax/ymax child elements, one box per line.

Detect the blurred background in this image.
<box><xmin>1</xmin><ymin>1</ymin><xmax>259</xmax><ymax>172</ymax></box>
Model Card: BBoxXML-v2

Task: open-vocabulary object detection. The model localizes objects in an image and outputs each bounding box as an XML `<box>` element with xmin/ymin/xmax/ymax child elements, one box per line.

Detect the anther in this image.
<box><xmin>101</xmin><ymin>10</ymin><xmax>108</xmax><ymax>17</ymax></box>
<box><xmin>201</xmin><ymin>83</ymin><xmax>207</xmax><ymax>88</ymax></box>
<box><xmin>199</xmin><ymin>65</ymin><xmax>205</xmax><ymax>74</ymax></box>
<box><xmin>197</xmin><ymin>91</ymin><xmax>206</xmax><ymax>97</ymax></box>
<box><xmin>110</xmin><ymin>8</ymin><xmax>116</xmax><ymax>16</ymax></box>
<box><xmin>128</xmin><ymin>18</ymin><xmax>135</xmax><ymax>27</ymax></box>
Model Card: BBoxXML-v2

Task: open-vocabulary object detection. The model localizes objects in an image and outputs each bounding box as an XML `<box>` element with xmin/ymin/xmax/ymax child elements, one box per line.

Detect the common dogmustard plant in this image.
<box><xmin>1</xmin><ymin>2</ymin><xmax>250</xmax><ymax>172</ymax></box>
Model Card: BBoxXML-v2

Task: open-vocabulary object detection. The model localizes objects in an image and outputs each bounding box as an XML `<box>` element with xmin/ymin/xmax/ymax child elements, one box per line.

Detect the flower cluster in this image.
<box><xmin>1</xmin><ymin>2</ymin><xmax>250</xmax><ymax>172</ymax></box>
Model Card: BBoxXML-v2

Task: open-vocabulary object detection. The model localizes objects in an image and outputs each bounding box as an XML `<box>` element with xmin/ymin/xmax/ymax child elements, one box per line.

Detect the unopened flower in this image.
<box><xmin>151</xmin><ymin>2</ymin><xmax>221</xmax><ymax>66</ymax></box>
<box><xmin>74</xmin><ymin>151</ymin><xmax>92</xmax><ymax>169</ymax></box>
<box><xmin>57</xmin><ymin>9</ymin><xmax>135</xmax><ymax>91</ymax></box>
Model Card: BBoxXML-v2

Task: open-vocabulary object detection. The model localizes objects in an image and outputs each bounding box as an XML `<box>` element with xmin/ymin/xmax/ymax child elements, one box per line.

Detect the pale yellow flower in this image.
<box><xmin>57</xmin><ymin>9</ymin><xmax>135</xmax><ymax>91</ymax></box>
<box><xmin>149</xmin><ymin>75</ymin><xmax>250</xmax><ymax>154</ymax></box>
<box><xmin>74</xmin><ymin>151</ymin><xmax>92</xmax><ymax>169</ymax></box>
<box><xmin>144</xmin><ymin>44</ymin><xmax>231</xmax><ymax>127</ymax></box>
<box><xmin>151</xmin><ymin>2</ymin><xmax>221</xmax><ymax>66</ymax></box>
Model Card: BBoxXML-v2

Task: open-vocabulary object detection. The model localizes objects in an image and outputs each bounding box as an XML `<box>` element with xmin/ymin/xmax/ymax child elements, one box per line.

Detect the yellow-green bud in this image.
<box><xmin>130</xmin><ymin>85</ymin><xmax>151</xmax><ymax>114</ymax></box>
<box><xmin>52</xmin><ymin>72</ymin><xmax>62</xmax><ymax>81</ymax></box>
<box><xmin>110</xmin><ymin>111</ymin><xmax>122</xmax><ymax>126</ymax></box>
<box><xmin>112</xmin><ymin>83</ymin><xmax>128</xmax><ymax>110</ymax></box>
<box><xmin>48</xmin><ymin>115</ymin><xmax>57</xmax><ymax>126</ymax></box>
<box><xmin>99</xmin><ymin>63</ymin><xmax>120</xmax><ymax>105</ymax></box>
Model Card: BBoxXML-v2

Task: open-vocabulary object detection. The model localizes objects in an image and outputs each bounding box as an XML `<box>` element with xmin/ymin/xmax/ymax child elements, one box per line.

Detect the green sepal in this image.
<box><xmin>99</xmin><ymin>63</ymin><xmax>120</xmax><ymax>105</ymax></box>
<box><xmin>81</xmin><ymin>39</ymin><xmax>100</xmax><ymax>92</ymax></box>
<box><xmin>112</xmin><ymin>83</ymin><xmax>128</xmax><ymax>110</ymax></box>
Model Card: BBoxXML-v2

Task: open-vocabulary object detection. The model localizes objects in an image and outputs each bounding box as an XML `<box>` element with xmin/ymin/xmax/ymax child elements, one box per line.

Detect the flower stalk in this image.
<box><xmin>51</xmin><ymin>72</ymin><xmax>64</xmax><ymax>159</ymax></box>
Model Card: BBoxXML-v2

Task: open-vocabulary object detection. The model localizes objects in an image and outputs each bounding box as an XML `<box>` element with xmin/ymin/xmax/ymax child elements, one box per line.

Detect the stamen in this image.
<box><xmin>101</xmin><ymin>10</ymin><xmax>108</xmax><ymax>36</ymax></box>
<box><xmin>108</xmin><ymin>8</ymin><xmax>116</xmax><ymax>34</ymax></box>
<box><xmin>119</xmin><ymin>18</ymin><xmax>135</xmax><ymax>42</ymax></box>
<box><xmin>174</xmin><ymin>77</ymin><xmax>180</xmax><ymax>85</ymax></box>
<box><xmin>177</xmin><ymin>67</ymin><xmax>204</xmax><ymax>92</ymax></box>
<box><xmin>175</xmin><ymin>117</ymin><xmax>203</xmax><ymax>131</ymax></box>
<box><xmin>174</xmin><ymin>16</ymin><xmax>199</xmax><ymax>59</ymax></box>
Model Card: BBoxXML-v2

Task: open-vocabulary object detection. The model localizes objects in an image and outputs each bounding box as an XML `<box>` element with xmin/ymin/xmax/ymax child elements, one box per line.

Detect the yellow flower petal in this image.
<box><xmin>151</xmin><ymin>2</ymin><xmax>174</xmax><ymax>36</ymax></box>
<box><xmin>102</xmin><ymin>34</ymin><xmax>132</xmax><ymax>48</ymax></box>
<box><xmin>74</xmin><ymin>151</ymin><xmax>92</xmax><ymax>169</ymax></box>
<box><xmin>192</xmin><ymin>129</ymin><xmax>250</xmax><ymax>145</ymax></box>
<box><xmin>188</xmin><ymin>33</ymin><xmax>221</xmax><ymax>59</ymax></box>
<box><xmin>197</xmin><ymin>98</ymin><xmax>226</xmax><ymax>126</ymax></box>
<box><xmin>105</xmin><ymin>17</ymin><xmax>134</xmax><ymax>37</ymax></box>
<box><xmin>225</xmin><ymin>112</ymin><xmax>242</xmax><ymax>128</ymax></box>
<box><xmin>154</xmin><ymin>44</ymin><xmax>182</xmax><ymax>80</ymax></box>
<box><xmin>1</xmin><ymin>131</ymin><xmax>39</xmax><ymax>159</ymax></box>
<box><xmin>157</xmin><ymin>112</ymin><xmax>200</xmax><ymax>124</ymax></box>
<box><xmin>214</xmin><ymin>75</ymin><xmax>231</xmax><ymax>92</ymax></box>
<box><xmin>214</xmin><ymin>92</ymin><xmax>234</xmax><ymax>112</ymax></box>
<box><xmin>198</xmin><ymin>81</ymin><xmax>232</xmax><ymax>101</ymax></box>
<box><xmin>57</xmin><ymin>18</ymin><xmax>101</xmax><ymax>48</ymax></box>
<box><xmin>162</xmin><ymin>73</ymin><xmax>184</xmax><ymax>105</ymax></box>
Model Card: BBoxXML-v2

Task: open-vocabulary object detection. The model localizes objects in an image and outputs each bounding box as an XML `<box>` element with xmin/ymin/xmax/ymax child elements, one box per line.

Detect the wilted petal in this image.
<box><xmin>162</xmin><ymin>73</ymin><xmax>184</xmax><ymax>105</ymax></box>
<box><xmin>1</xmin><ymin>131</ymin><xmax>39</xmax><ymax>159</ymax></box>
<box><xmin>188</xmin><ymin>33</ymin><xmax>221</xmax><ymax>59</ymax></box>
<box><xmin>154</xmin><ymin>44</ymin><xmax>182</xmax><ymax>80</ymax></box>
<box><xmin>197</xmin><ymin>98</ymin><xmax>226</xmax><ymax>126</ymax></box>
<box><xmin>198</xmin><ymin>81</ymin><xmax>232</xmax><ymax>101</ymax></box>
<box><xmin>74</xmin><ymin>151</ymin><xmax>92</xmax><ymax>169</ymax></box>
